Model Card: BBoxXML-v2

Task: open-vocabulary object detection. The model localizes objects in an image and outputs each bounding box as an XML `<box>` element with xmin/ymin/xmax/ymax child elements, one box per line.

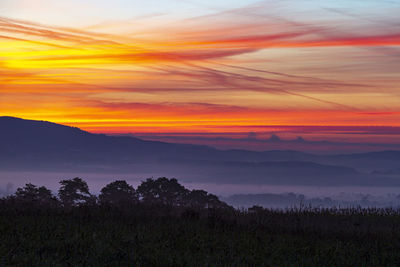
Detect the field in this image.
<box><xmin>1</xmin><ymin>203</ymin><xmax>400</xmax><ymax>266</ymax></box>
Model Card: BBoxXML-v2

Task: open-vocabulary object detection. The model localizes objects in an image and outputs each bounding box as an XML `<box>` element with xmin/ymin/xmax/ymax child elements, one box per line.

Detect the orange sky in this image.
<box><xmin>1</xmin><ymin>1</ymin><xmax>400</xmax><ymax>144</ymax></box>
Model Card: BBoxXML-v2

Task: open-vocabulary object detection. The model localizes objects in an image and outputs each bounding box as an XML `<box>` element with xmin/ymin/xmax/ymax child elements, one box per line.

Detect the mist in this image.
<box><xmin>2</xmin><ymin>171</ymin><xmax>400</xmax><ymax>209</ymax></box>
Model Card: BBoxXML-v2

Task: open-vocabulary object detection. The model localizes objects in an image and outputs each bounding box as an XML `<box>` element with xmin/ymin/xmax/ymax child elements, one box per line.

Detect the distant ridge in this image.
<box><xmin>0</xmin><ymin>116</ymin><xmax>399</xmax><ymax>186</ymax></box>
<box><xmin>0</xmin><ymin>116</ymin><xmax>89</xmax><ymax>137</ymax></box>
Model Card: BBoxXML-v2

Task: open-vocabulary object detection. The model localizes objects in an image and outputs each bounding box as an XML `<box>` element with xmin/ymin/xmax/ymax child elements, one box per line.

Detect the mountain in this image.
<box><xmin>0</xmin><ymin>116</ymin><xmax>399</xmax><ymax>186</ymax></box>
<box><xmin>130</xmin><ymin>131</ymin><xmax>400</xmax><ymax>154</ymax></box>
<box><xmin>0</xmin><ymin>116</ymin><xmax>222</xmax><ymax>164</ymax></box>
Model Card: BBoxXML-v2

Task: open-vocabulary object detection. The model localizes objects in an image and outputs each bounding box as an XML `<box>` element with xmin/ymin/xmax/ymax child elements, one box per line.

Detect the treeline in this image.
<box><xmin>1</xmin><ymin>177</ymin><xmax>231</xmax><ymax>211</ymax></box>
<box><xmin>225</xmin><ymin>192</ymin><xmax>400</xmax><ymax>209</ymax></box>
<box><xmin>2</xmin><ymin>178</ymin><xmax>400</xmax><ymax>265</ymax></box>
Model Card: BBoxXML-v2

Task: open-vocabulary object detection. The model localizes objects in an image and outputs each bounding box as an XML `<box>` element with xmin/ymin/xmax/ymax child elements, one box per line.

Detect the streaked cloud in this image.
<box><xmin>0</xmin><ymin>0</ymin><xmax>399</xmax><ymax>146</ymax></box>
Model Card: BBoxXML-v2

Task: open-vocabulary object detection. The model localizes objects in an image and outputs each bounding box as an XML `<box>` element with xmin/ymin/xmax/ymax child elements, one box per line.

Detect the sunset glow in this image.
<box><xmin>1</xmin><ymin>0</ymin><xmax>400</xmax><ymax>144</ymax></box>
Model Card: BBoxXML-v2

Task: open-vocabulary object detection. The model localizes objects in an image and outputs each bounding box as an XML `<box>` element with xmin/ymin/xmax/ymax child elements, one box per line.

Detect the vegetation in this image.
<box><xmin>1</xmin><ymin>177</ymin><xmax>400</xmax><ymax>266</ymax></box>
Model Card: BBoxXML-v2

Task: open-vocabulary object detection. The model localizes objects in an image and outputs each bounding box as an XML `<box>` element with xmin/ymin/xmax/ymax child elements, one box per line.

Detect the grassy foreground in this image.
<box><xmin>1</xmin><ymin>204</ymin><xmax>400</xmax><ymax>266</ymax></box>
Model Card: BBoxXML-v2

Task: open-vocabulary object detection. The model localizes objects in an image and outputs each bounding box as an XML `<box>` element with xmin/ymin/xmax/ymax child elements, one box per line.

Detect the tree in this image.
<box><xmin>137</xmin><ymin>177</ymin><xmax>189</xmax><ymax>206</ymax></box>
<box><xmin>14</xmin><ymin>183</ymin><xmax>57</xmax><ymax>205</ymax></box>
<box><xmin>15</xmin><ymin>183</ymin><xmax>38</xmax><ymax>202</ymax></box>
<box><xmin>99</xmin><ymin>180</ymin><xmax>138</xmax><ymax>205</ymax></box>
<box><xmin>185</xmin><ymin>189</ymin><xmax>230</xmax><ymax>209</ymax></box>
<box><xmin>58</xmin><ymin>177</ymin><xmax>93</xmax><ymax>207</ymax></box>
<box><xmin>205</xmin><ymin>193</ymin><xmax>230</xmax><ymax>209</ymax></box>
<box><xmin>186</xmin><ymin>189</ymin><xmax>209</xmax><ymax>209</ymax></box>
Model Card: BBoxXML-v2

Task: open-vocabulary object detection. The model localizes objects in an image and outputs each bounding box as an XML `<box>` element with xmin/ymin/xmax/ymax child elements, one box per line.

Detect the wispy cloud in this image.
<box><xmin>1</xmin><ymin>1</ymin><xmax>400</xmax><ymax>140</ymax></box>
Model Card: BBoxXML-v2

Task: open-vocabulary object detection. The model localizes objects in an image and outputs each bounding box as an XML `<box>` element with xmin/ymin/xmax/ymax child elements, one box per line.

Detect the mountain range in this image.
<box><xmin>1</xmin><ymin>116</ymin><xmax>399</xmax><ymax>186</ymax></box>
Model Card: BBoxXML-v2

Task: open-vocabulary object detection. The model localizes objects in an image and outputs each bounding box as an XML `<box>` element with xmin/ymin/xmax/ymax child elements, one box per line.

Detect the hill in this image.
<box><xmin>1</xmin><ymin>116</ymin><xmax>399</xmax><ymax>186</ymax></box>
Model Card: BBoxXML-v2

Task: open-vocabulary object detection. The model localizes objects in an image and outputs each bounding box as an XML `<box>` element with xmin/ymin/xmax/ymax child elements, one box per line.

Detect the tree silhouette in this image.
<box><xmin>14</xmin><ymin>183</ymin><xmax>56</xmax><ymax>205</ymax></box>
<box><xmin>137</xmin><ymin>177</ymin><xmax>189</xmax><ymax>206</ymax></box>
<box><xmin>186</xmin><ymin>189</ymin><xmax>230</xmax><ymax>209</ymax></box>
<box><xmin>205</xmin><ymin>193</ymin><xmax>230</xmax><ymax>209</ymax></box>
<box><xmin>8</xmin><ymin>177</ymin><xmax>230</xmax><ymax>211</ymax></box>
<box><xmin>99</xmin><ymin>180</ymin><xmax>138</xmax><ymax>205</ymax></box>
<box><xmin>186</xmin><ymin>189</ymin><xmax>209</xmax><ymax>209</ymax></box>
<box><xmin>58</xmin><ymin>177</ymin><xmax>93</xmax><ymax>207</ymax></box>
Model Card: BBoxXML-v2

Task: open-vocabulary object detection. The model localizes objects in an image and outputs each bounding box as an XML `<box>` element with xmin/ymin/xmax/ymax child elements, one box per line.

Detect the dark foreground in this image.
<box><xmin>1</xmin><ymin>204</ymin><xmax>400</xmax><ymax>266</ymax></box>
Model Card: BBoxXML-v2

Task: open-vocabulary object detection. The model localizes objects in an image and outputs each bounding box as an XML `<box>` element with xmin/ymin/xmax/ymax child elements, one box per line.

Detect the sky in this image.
<box><xmin>1</xmin><ymin>0</ymin><xmax>400</xmax><ymax>148</ymax></box>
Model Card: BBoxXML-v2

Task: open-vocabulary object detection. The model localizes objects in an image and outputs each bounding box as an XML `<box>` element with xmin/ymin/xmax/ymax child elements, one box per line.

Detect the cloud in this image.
<box><xmin>1</xmin><ymin>2</ymin><xmax>400</xmax><ymax>136</ymax></box>
<box><xmin>0</xmin><ymin>16</ymin><xmax>119</xmax><ymax>45</ymax></box>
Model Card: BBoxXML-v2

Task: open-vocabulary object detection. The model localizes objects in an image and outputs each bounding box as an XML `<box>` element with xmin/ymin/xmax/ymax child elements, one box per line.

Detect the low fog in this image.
<box><xmin>2</xmin><ymin>171</ymin><xmax>400</xmax><ymax>209</ymax></box>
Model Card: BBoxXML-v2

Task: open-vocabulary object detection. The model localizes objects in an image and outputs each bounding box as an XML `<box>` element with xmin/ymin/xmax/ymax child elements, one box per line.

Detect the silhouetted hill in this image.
<box><xmin>0</xmin><ymin>117</ymin><xmax>321</xmax><ymax>166</ymax></box>
<box><xmin>324</xmin><ymin>150</ymin><xmax>400</xmax><ymax>172</ymax></box>
<box><xmin>0</xmin><ymin>116</ymin><xmax>220</xmax><ymax>165</ymax></box>
<box><xmin>1</xmin><ymin>117</ymin><xmax>399</xmax><ymax>186</ymax></box>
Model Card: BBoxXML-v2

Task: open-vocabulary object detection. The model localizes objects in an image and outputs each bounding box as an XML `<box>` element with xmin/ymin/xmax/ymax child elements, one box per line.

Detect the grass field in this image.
<box><xmin>1</xmin><ymin>203</ymin><xmax>400</xmax><ymax>266</ymax></box>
